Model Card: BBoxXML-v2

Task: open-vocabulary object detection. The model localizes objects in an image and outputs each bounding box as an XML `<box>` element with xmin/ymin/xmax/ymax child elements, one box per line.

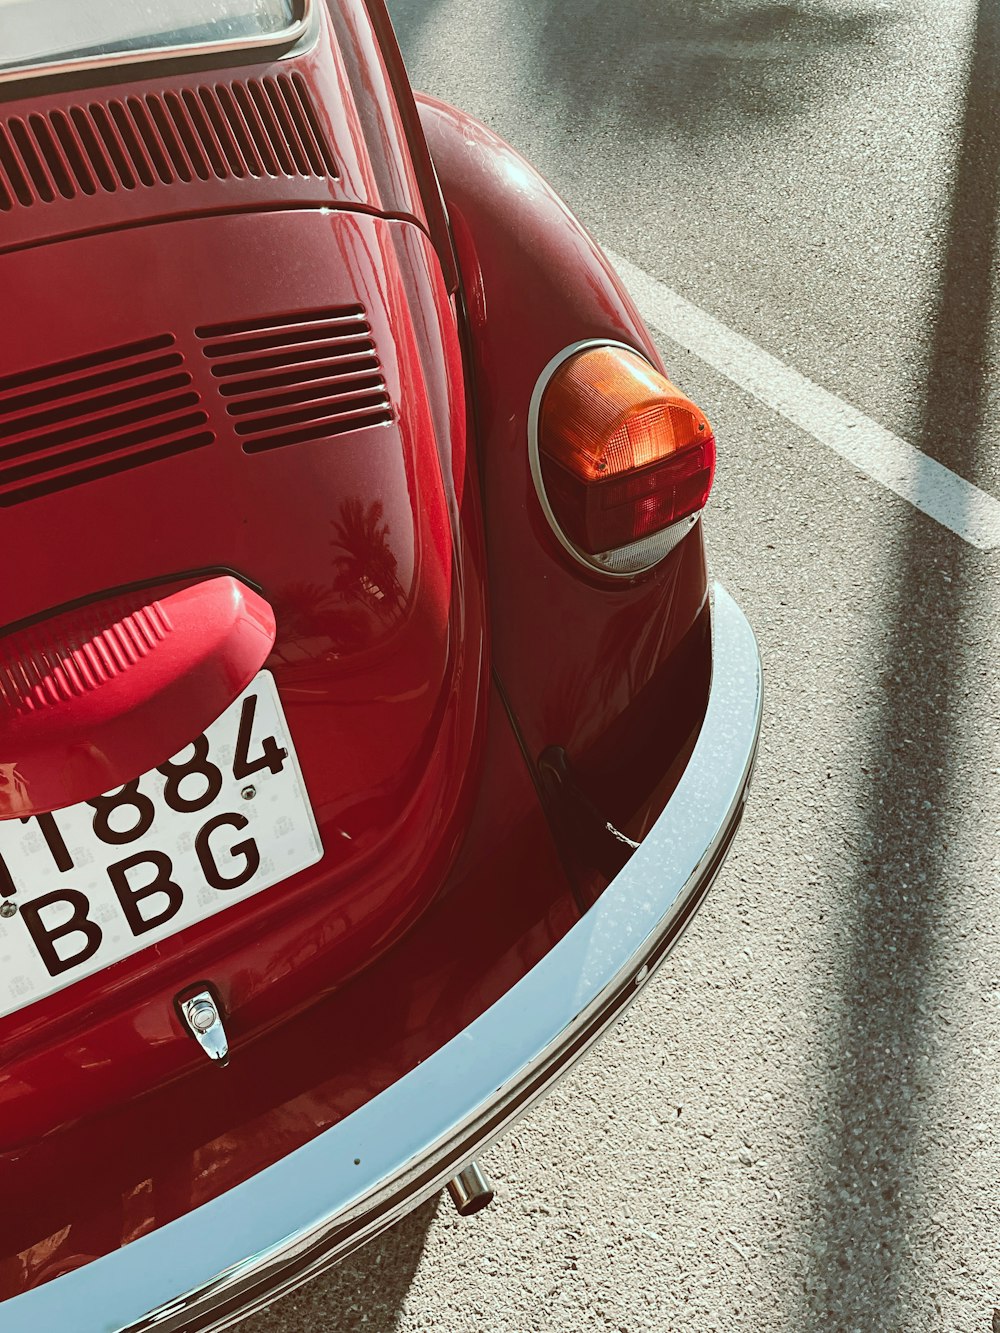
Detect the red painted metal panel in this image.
<box><xmin>419</xmin><ymin>97</ymin><xmax>710</xmax><ymax>847</ymax></box>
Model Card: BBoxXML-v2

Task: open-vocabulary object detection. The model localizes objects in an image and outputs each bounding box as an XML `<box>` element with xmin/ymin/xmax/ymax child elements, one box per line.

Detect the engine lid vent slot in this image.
<box><xmin>0</xmin><ymin>75</ymin><xmax>337</xmax><ymax>210</ymax></box>
<box><xmin>0</xmin><ymin>334</ymin><xmax>213</xmax><ymax>506</ymax></box>
<box><xmin>197</xmin><ymin>306</ymin><xmax>393</xmax><ymax>453</ymax></box>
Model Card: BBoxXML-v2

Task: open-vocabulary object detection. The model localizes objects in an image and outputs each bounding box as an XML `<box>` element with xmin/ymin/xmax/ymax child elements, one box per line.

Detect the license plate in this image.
<box><xmin>0</xmin><ymin>670</ymin><xmax>322</xmax><ymax>1018</ymax></box>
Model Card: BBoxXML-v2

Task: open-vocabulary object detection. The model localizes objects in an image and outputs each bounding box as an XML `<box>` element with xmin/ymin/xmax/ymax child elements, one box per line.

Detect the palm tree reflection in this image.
<box><xmin>330</xmin><ymin>496</ymin><xmax>406</xmax><ymax>623</ymax></box>
<box><xmin>271</xmin><ymin>497</ymin><xmax>409</xmax><ymax>664</ymax></box>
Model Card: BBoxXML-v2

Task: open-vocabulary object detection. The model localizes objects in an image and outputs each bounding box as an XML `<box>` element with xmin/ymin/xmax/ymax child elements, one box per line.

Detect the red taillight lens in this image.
<box><xmin>536</xmin><ymin>346</ymin><xmax>715</xmax><ymax>564</ymax></box>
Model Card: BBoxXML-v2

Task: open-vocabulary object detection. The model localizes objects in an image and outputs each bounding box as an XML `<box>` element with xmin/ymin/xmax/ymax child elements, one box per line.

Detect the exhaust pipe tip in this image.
<box><xmin>447</xmin><ymin>1161</ymin><xmax>495</xmax><ymax>1216</ymax></box>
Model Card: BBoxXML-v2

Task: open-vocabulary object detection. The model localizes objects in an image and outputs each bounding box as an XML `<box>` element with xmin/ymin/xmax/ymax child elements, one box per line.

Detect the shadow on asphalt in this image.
<box><xmin>531</xmin><ymin>0</ymin><xmax>895</xmax><ymax>135</ymax></box>
<box><xmin>918</xmin><ymin>0</ymin><xmax>1000</xmax><ymax>485</ymax></box>
<box><xmin>386</xmin><ymin>0</ymin><xmax>894</xmax><ymax>137</ymax></box>
<box><xmin>236</xmin><ymin>1197</ymin><xmax>439</xmax><ymax>1333</ymax></box>
<box><xmin>801</xmin><ymin>0</ymin><xmax>999</xmax><ymax>1324</ymax></box>
<box><xmin>383</xmin><ymin>0</ymin><xmax>445</xmax><ymax>53</ymax></box>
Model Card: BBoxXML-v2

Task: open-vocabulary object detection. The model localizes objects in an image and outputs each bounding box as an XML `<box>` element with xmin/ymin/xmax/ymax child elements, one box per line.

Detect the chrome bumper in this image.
<box><xmin>2</xmin><ymin>582</ymin><xmax>762</xmax><ymax>1333</ymax></box>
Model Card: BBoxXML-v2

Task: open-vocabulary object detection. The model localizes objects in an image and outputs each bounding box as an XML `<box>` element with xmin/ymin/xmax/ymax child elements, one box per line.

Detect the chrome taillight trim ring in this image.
<box><xmin>526</xmin><ymin>338</ymin><xmax>702</xmax><ymax>579</ymax></box>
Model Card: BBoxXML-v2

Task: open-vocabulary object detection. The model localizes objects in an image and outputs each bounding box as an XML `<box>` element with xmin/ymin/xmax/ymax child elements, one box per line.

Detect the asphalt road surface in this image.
<box><xmin>239</xmin><ymin>2</ymin><xmax>1000</xmax><ymax>1329</ymax></box>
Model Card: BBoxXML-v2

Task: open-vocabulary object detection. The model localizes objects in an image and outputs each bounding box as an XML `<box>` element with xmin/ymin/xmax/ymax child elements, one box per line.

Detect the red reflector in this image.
<box><xmin>537</xmin><ymin>346</ymin><xmax>715</xmax><ymax>559</ymax></box>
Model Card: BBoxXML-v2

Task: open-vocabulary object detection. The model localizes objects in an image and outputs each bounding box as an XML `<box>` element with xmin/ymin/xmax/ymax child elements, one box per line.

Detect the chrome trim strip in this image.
<box><xmin>1</xmin><ymin>583</ymin><xmax>761</xmax><ymax>1333</ymax></box>
<box><xmin>0</xmin><ymin>0</ymin><xmax>313</xmax><ymax>87</ymax></box>
<box><xmin>594</xmin><ymin>511</ymin><xmax>699</xmax><ymax>570</ymax></box>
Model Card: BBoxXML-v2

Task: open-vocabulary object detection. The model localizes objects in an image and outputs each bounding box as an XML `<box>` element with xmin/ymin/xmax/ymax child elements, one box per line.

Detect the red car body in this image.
<box><xmin>0</xmin><ymin>2</ymin><xmax>761</xmax><ymax>1327</ymax></box>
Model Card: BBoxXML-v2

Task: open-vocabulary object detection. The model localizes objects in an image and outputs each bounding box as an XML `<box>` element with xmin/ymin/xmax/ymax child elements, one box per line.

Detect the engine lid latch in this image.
<box><xmin>177</xmin><ymin>988</ymin><xmax>230</xmax><ymax>1066</ymax></box>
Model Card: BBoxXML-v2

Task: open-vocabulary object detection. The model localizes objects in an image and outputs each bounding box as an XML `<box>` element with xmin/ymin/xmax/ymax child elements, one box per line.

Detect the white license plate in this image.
<box><xmin>0</xmin><ymin>670</ymin><xmax>323</xmax><ymax>1019</ymax></box>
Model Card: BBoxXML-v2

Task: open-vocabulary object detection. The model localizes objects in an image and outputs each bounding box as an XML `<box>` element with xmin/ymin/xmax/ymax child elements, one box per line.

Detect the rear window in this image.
<box><xmin>0</xmin><ymin>0</ymin><xmax>299</xmax><ymax>73</ymax></box>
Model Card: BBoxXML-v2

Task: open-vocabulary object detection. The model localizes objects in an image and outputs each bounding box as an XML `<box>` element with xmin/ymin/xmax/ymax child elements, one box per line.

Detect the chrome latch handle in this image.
<box><xmin>177</xmin><ymin>987</ymin><xmax>230</xmax><ymax>1066</ymax></box>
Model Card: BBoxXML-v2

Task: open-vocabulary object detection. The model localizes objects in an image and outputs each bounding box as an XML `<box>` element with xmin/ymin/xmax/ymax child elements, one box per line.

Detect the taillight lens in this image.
<box><xmin>533</xmin><ymin>344</ymin><xmax>715</xmax><ymax>573</ymax></box>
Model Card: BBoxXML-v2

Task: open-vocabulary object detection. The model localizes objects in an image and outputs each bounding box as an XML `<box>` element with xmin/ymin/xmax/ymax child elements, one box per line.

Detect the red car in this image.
<box><xmin>0</xmin><ymin>1</ymin><xmax>761</xmax><ymax>1327</ymax></box>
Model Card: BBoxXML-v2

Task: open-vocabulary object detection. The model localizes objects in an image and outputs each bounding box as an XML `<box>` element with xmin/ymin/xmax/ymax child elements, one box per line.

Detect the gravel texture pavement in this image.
<box><xmin>237</xmin><ymin>1</ymin><xmax>1000</xmax><ymax>1329</ymax></box>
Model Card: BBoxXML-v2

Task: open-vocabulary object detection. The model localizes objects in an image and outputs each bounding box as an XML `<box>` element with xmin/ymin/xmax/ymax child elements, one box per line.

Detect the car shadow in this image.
<box><xmin>234</xmin><ymin>1197</ymin><xmax>439</xmax><ymax>1333</ymax></box>
<box><xmin>799</xmin><ymin>0</ymin><xmax>999</xmax><ymax>1324</ymax></box>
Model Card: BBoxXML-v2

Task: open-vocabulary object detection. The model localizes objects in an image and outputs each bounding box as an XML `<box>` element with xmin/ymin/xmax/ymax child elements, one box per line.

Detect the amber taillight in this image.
<box><xmin>532</xmin><ymin>344</ymin><xmax>715</xmax><ymax>573</ymax></box>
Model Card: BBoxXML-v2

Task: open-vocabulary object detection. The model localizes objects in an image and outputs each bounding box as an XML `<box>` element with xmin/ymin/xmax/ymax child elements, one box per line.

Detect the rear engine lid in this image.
<box><xmin>0</xmin><ymin>206</ymin><xmax>483</xmax><ymax>1140</ymax></box>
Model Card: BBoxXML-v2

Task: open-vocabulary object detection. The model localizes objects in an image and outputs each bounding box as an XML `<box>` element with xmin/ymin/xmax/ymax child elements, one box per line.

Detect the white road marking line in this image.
<box><xmin>607</xmin><ymin>250</ymin><xmax>1000</xmax><ymax>552</ymax></box>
